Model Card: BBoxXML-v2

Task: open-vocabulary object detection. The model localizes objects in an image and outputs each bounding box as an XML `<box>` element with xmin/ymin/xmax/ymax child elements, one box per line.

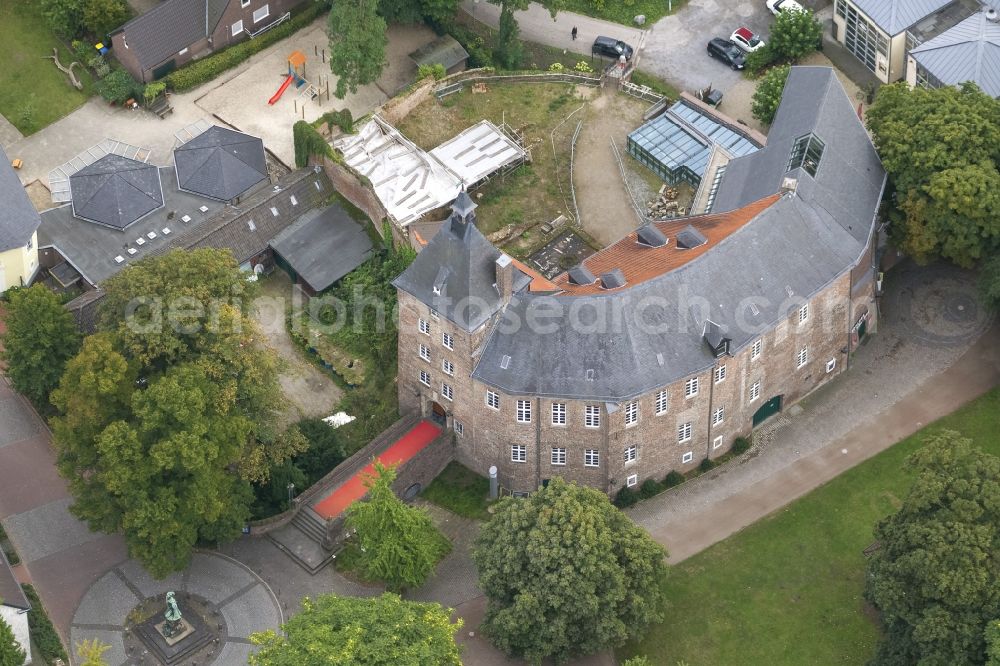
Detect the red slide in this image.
<box><xmin>268</xmin><ymin>74</ymin><xmax>294</xmax><ymax>105</ymax></box>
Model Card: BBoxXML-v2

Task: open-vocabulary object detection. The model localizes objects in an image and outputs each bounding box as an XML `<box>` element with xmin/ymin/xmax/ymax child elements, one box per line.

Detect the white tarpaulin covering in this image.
<box><xmin>430</xmin><ymin>120</ymin><xmax>526</xmax><ymax>187</ymax></box>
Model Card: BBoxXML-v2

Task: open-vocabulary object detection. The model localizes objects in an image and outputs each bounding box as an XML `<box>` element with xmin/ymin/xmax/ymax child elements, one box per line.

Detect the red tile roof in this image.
<box><xmin>511</xmin><ymin>256</ymin><xmax>558</xmax><ymax>292</ymax></box>
<box><xmin>552</xmin><ymin>194</ymin><xmax>781</xmax><ymax>295</ymax></box>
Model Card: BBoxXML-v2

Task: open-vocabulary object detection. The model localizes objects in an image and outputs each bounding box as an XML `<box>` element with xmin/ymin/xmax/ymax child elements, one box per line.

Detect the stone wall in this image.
<box><xmin>380</xmin><ymin>77</ymin><xmax>438</xmax><ymax>126</ymax></box>
<box><xmin>392</xmin><ymin>432</ymin><xmax>455</xmax><ymax>497</ymax></box>
<box><xmin>317</xmin><ymin>155</ymin><xmax>388</xmax><ymax>238</ymax></box>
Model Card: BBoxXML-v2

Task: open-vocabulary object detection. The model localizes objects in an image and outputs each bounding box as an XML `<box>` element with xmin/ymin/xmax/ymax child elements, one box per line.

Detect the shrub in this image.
<box><xmin>732</xmin><ymin>437</ymin><xmax>752</xmax><ymax>455</ymax></box>
<box><xmin>744</xmin><ymin>44</ymin><xmax>778</xmax><ymax>77</ymax></box>
<box><xmin>699</xmin><ymin>457</ymin><xmax>717</xmax><ymax>473</ymax></box>
<box><xmin>751</xmin><ymin>64</ymin><xmax>791</xmax><ymax>125</ymax></box>
<box><xmin>88</xmin><ymin>55</ymin><xmax>110</xmax><ymax>78</ymax></box>
<box><xmin>96</xmin><ymin>68</ymin><xmax>140</xmax><ymax>103</ymax></box>
<box><xmin>143</xmin><ymin>81</ymin><xmax>166</xmax><ymax>105</ymax></box>
<box><xmin>615</xmin><ymin>485</ymin><xmax>640</xmax><ymax>508</ymax></box>
<box><xmin>548</xmin><ymin>62</ymin><xmax>565</xmax><ymax>72</ymax></box>
<box><xmin>639</xmin><ymin>478</ymin><xmax>664</xmax><ymax>499</ymax></box>
<box><xmin>320</xmin><ymin>108</ymin><xmax>354</xmax><ymax>134</ymax></box>
<box><xmin>165</xmin><ymin>1</ymin><xmax>329</xmax><ymax>91</ymax></box>
<box><xmin>293</xmin><ymin>120</ymin><xmax>334</xmax><ymax>168</ymax></box>
<box><xmin>769</xmin><ymin>8</ymin><xmax>823</xmax><ymax>61</ymax></box>
<box><xmin>574</xmin><ymin>60</ymin><xmax>594</xmax><ymax>73</ymax></box>
<box><xmin>21</xmin><ymin>584</ymin><xmax>68</xmax><ymax>665</ymax></box>
<box><xmin>664</xmin><ymin>470</ymin><xmax>685</xmax><ymax>488</ymax></box>
<box><xmin>417</xmin><ymin>63</ymin><xmax>447</xmax><ymax>80</ymax></box>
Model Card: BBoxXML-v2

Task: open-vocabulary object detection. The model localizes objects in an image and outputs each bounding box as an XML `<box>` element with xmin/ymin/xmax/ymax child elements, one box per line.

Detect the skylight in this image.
<box><xmin>787</xmin><ymin>133</ymin><xmax>825</xmax><ymax>177</ymax></box>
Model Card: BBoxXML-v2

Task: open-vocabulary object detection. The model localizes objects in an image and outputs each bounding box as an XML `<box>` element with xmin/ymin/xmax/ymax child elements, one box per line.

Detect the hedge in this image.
<box><xmin>164</xmin><ymin>1</ymin><xmax>330</xmax><ymax>92</ymax></box>
<box><xmin>293</xmin><ymin>120</ymin><xmax>336</xmax><ymax>168</ymax></box>
<box><xmin>21</xmin><ymin>584</ymin><xmax>68</xmax><ymax>665</ymax></box>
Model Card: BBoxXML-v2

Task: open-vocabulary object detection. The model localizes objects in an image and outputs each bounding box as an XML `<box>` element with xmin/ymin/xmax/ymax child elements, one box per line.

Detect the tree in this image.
<box><xmin>0</xmin><ymin>612</ymin><xmax>25</xmax><ymax>666</ymax></box>
<box><xmin>249</xmin><ymin>593</ymin><xmax>462</xmax><ymax>665</ymax></box>
<box><xmin>865</xmin><ymin>431</ymin><xmax>1000</xmax><ymax>665</ymax></box>
<box><xmin>82</xmin><ymin>0</ymin><xmax>129</xmax><ymax>37</ymax></box>
<box><xmin>39</xmin><ymin>0</ymin><xmax>85</xmax><ymax>37</ymax></box>
<box><xmin>980</xmin><ymin>252</ymin><xmax>1000</xmax><ymax>311</ymax></box>
<box><xmin>988</xmin><ymin>620</ymin><xmax>1000</xmax><ymax>666</ymax></box>
<box><xmin>76</xmin><ymin>638</ymin><xmax>111</xmax><ymax>666</ymax></box>
<box><xmin>378</xmin><ymin>0</ymin><xmax>458</xmax><ymax>24</ymax></box>
<box><xmin>344</xmin><ymin>462</ymin><xmax>449</xmax><ymax>590</ymax></box>
<box><xmin>866</xmin><ymin>82</ymin><xmax>1000</xmax><ymax>266</ymax></box>
<box><xmin>768</xmin><ymin>8</ymin><xmax>822</xmax><ymax>61</ymax></box>
<box><xmin>488</xmin><ymin>0</ymin><xmax>562</xmax><ymax>70</ymax></box>
<box><xmin>474</xmin><ymin>477</ymin><xmax>667</xmax><ymax>664</ymax></box>
<box><xmin>328</xmin><ymin>0</ymin><xmax>388</xmax><ymax>99</ymax></box>
<box><xmin>1</xmin><ymin>285</ymin><xmax>81</xmax><ymax>408</ymax></box>
<box><xmin>50</xmin><ymin>250</ymin><xmax>304</xmax><ymax>576</ymax></box>
<box><xmin>751</xmin><ymin>64</ymin><xmax>790</xmax><ymax>125</ymax></box>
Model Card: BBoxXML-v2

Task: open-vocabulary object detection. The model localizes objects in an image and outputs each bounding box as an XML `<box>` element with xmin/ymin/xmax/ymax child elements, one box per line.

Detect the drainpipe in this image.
<box><xmin>705</xmin><ymin>367</ymin><xmax>716</xmax><ymax>460</ymax></box>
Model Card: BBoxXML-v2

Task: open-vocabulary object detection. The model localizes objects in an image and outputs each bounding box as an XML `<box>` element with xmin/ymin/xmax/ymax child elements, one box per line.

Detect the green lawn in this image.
<box><xmin>561</xmin><ymin>0</ymin><xmax>688</xmax><ymax>26</ymax></box>
<box><xmin>621</xmin><ymin>388</ymin><xmax>1000</xmax><ymax>665</ymax></box>
<box><xmin>421</xmin><ymin>461</ymin><xmax>492</xmax><ymax>520</ymax></box>
<box><xmin>0</xmin><ymin>0</ymin><xmax>94</xmax><ymax>135</ymax></box>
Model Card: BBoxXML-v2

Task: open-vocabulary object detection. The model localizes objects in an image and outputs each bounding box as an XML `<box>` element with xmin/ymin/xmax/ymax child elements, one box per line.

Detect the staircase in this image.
<box><xmin>291</xmin><ymin>506</ymin><xmax>326</xmax><ymax>544</ymax></box>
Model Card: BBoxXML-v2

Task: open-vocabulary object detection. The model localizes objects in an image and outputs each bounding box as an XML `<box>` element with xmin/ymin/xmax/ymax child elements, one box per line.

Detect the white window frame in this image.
<box><xmin>442</xmin><ymin>359</ymin><xmax>454</xmax><ymax>376</ymax></box>
<box><xmin>626</xmin><ymin>474</ymin><xmax>638</xmax><ymax>487</ymax></box>
<box><xmin>419</xmin><ymin>344</ymin><xmax>431</xmax><ymax>362</ymax></box>
<box><xmin>442</xmin><ymin>332</ymin><xmax>454</xmax><ymax>350</ymax></box>
<box><xmin>486</xmin><ymin>390</ymin><xmax>500</xmax><ymax>410</ymax></box>
<box><xmin>551</xmin><ymin>402</ymin><xmax>566</xmax><ymax>426</ymax></box>
<box><xmin>429</xmin><ymin>310</ymin><xmax>439</xmax><ymax>321</ymax></box>
<box><xmin>796</xmin><ymin>347</ymin><xmax>808</xmax><ymax>369</ymax></box>
<box><xmin>418</xmin><ymin>318</ymin><xmax>430</xmax><ymax>335</ymax></box>
<box><xmin>750</xmin><ymin>380</ymin><xmax>761</xmax><ymax>402</ymax></box>
<box><xmin>714</xmin><ymin>364</ymin><xmax>726</xmax><ymax>384</ymax></box>
<box><xmin>585</xmin><ymin>404</ymin><xmax>601</xmax><ymax>428</ymax></box>
<box><xmin>799</xmin><ymin>303</ymin><xmax>809</xmax><ymax>323</ymax></box>
<box><xmin>712</xmin><ymin>406</ymin><xmax>724</xmax><ymax>426</ymax></box>
<box><xmin>685</xmin><ymin>377</ymin><xmax>699</xmax><ymax>398</ymax></box>
<box><xmin>252</xmin><ymin>4</ymin><xmax>269</xmax><ymax>23</ymax></box>
<box><xmin>231</xmin><ymin>20</ymin><xmax>244</xmax><ymax>36</ymax></box>
<box><xmin>624</xmin><ymin>401</ymin><xmax>639</xmax><ymax>426</ymax></box>
<box><xmin>511</xmin><ymin>444</ymin><xmax>526</xmax><ymax>463</ymax></box>
<box><xmin>682</xmin><ymin>451</ymin><xmax>694</xmax><ymax>464</ymax></box>
<box><xmin>713</xmin><ymin>435</ymin><xmax>723</xmax><ymax>450</ymax></box>
<box><xmin>241</xmin><ymin>0</ymin><xmax>250</xmax><ymax>6</ymax></box>
<box><xmin>751</xmin><ymin>338</ymin><xmax>762</xmax><ymax>361</ymax></box>
<box><xmin>419</xmin><ymin>370</ymin><xmax>431</xmax><ymax>387</ymax></box>
<box><xmin>516</xmin><ymin>400</ymin><xmax>532</xmax><ymax>424</ymax></box>
<box><xmin>655</xmin><ymin>390</ymin><xmax>668</xmax><ymax>415</ymax></box>
<box><xmin>551</xmin><ymin>447</ymin><xmax>566</xmax><ymax>466</ymax></box>
<box><xmin>584</xmin><ymin>449</ymin><xmax>600</xmax><ymax>467</ymax></box>
<box><xmin>441</xmin><ymin>383</ymin><xmax>453</xmax><ymax>401</ymax></box>
<box><xmin>624</xmin><ymin>445</ymin><xmax>637</xmax><ymax>464</ymax></box>
<box><xmin>454</xmin><ymin>420</ymin><xmax>464</xmax><ymax>436</ymax></box>
<box><xmin>678</xmin><ymin>422</ymin><xmax>692</xmax><ymax>443</ymax></box>
<box><xmin>826</xmin><ymin>358</ymin><xmax>837</xmax><ymax>373</ymax></box>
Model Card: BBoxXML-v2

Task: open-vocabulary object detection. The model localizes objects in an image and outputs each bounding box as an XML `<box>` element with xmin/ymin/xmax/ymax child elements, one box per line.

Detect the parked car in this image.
<box><xmin>707</xmin><ymin>38</ymin><xmax>746</xmax><ymax>70</ymax></box>
<box><xmin>592</xmin><ymin>36</ymin><xmax>634</xmax><ymax>61</ymax></box>
<box><xmin>766</xmin><ymin>0</ymin><xmax>805</xmax><ymax>15</ymax></box>
<box><xmin>730</xmin><ymin>27</ymin><xmax>766</xmax><ymax>53</ymax></box>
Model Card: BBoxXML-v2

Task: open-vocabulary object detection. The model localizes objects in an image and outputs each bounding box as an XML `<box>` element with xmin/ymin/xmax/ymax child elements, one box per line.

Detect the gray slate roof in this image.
<box><xmin>0</xmin><ymin>550</ymin><xmax>29</xmax><ymax>611</ymax></box>
<box><xmin>393</xmin><ymin>195</ymin><xmax>530</xmax><ymax>332</ymax></box>
<box><xmin>409</xmin><ymin>35</ymin><xmax>470</xmax><ymax>70</ymax></box>
<box><xmin>117</xmin><ymin>0</ymin><xmax>213</xmax><ymax>70</ymax></box>
<box><xmin>0</xmin><ymin>145</ymin><xmax>41</xmax><ymax>253</ymax></box>
<box><xmin>850</xmin><ymin>0</ymin><xmax>953</xmax><ymax>34</ymax></box>
<box><xmin>910</xmin><ymin>8</ymin><xmax>1000</xmax><ymax>97</ymax></box>
<box><xmin>470</xmin><ymin>67</ymin><xmax>886</xmax><ymax>401</ymax></box>
<box><xmin>70</xmin><ymin>154</ymin><xmax>164</xmax><ymax>230</ymax></box>
<box><xmin>40</xmin><ymin>167</ymin><xmax>226</xmax><ymax>285</ymax></box>
<box><xmin>269</xmin><ymin>203</ymin><xmax>374</xmax><ymax>292</ymax></box>
<box><xmin>174</xmin><ymin>126</ymin><xmax>268</xmax><ymax>202</ymax></box>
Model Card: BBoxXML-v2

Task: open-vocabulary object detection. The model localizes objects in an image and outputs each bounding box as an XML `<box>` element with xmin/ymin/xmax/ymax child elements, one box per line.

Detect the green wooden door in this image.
<box><xmin>753</xmin><ymin>395</ymin><xmax>783</xmax><ymax>427</ymax></box>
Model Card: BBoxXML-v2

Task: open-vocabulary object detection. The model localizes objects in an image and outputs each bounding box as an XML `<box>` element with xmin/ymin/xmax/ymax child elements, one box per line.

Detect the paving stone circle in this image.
<box><xmin>70</xmin><ymin>552</ymin><xmax>282</xmax><ymax>666</ymax></box>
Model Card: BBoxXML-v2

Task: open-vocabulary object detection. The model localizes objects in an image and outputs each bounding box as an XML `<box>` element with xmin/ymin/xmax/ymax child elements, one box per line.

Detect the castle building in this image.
<box><xmin>392</xmin><ymin>67</ymin><xmax>887</xmax><ymax>495</ymax></box>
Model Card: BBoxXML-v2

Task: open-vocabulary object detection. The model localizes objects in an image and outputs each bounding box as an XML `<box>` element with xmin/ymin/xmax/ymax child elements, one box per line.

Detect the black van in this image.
<box><xmin>591</xmin><ymin>36</ymin><xmax>634</xmax><ymax>61</ymax></box>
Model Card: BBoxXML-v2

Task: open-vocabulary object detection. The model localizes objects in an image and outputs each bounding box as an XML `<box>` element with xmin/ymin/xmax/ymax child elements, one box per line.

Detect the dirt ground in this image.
<box><xmin>253</xmin><ymin>271</ymin><xmax>343</xmax><ymax>427</ymax></box>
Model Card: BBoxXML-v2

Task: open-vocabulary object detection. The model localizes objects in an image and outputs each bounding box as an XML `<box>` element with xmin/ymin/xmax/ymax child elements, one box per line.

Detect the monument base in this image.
<box><xmin>134</xmin><ymin>599</ymin><xmax>213</xmax><ymax>665</ymax></box>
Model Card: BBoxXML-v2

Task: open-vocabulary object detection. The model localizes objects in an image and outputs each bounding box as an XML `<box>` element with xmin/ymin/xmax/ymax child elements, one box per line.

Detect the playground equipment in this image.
<box><xmin>268</xmin><ymin>50</ymin><xmax>319</xmax><ymax>105</ymax></box>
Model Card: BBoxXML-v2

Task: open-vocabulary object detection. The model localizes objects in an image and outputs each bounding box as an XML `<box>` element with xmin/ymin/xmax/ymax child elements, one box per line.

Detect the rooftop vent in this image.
<box><xmin>656</xmin><ymin>353</ymin><xmax>664</xmax><ymax>366</ymax></box>
<box><xmin>181</xmin><ymin>214</ymin><xmax>192</xmax><ymax>223</ymax></box>
<box><xmin>199</xmin><ymin>205</ymin><xmax>209</xmax><ymax>213</ymax></box>
<box><xmin>781</xmin><ymin>176</ymin><xmax>798</xmax><ymax>194</ymax></box>
<box><xmin>600</xmin><ymin>269</ymin><xmax>626</xmax><ymax>290</ymax></box>
<box><xmin>676</xmin><ymin>225</ymin><xmax>707</xmax><ymax>249</ymax></box>
<box><xmin>986</xmin><ymin>8</ymin><xmax>998</xmax><ymax>22</ymax></box>
<box><xmin>147</xmin><ymin>231</ymin><xmax>157</xmax><ymax>240</ymax></box>
<box><xmin>290</xmin><ymin>195</ymin><xmax>298</xmax><ymax>206</ymax></box>
<box><xmin>248</xmin><ymin>219</ymin><xmax>257</xmax><ymax>232</ymax></box>
<box><xmin>162</xmin><ymin>227</ymin><xmax>171</xmax><ymax>235</ymax></box>
<box><xmin>127</xmin><ymin>248</ymin><xmax>137</xmax><ymax>255</ymax></box>
<box><xmin>500</xmin><ymin>355</ymin><xmax>511</xmax><ymax>369</ymax></box>
<box><xmin>749</xmin><ymin>303</ymin><xmax>760</xmax><ymax>316</ymax></box>
<box><xmin>114</xmin><ymin>255</ymin><xmax>125</xmax><ymax>264</ymax></box>
<box><xmin>586</xmin><ymin>369</ymin><xmax>595</xmax><ymax>381</ymax></box>
<box><xmin>636</xmin><ymin>224</ymin><xmax>668</xmax><ymax>248</ymax></box>
<box><xmin>785</xmin><ymin>285</ymin><xmax>794</xmax><ymax>298</ymax></box>
<box><xmin>314</xmin><ymin>180</ymin><xmax>322</xmax><ymax>191</ymax></box>
<box><xmin>135</xmin><ymin>237</ymin><xmax>146</xmax><ymax>246</ymax></box>
<box><xmin>270</xmin><ymin>207</ymin><xmax>279</xmax><ymax>217</ymax></box>
<box><xmin>568</xmin><ymin>264</ymin><xmax>597</xmax><ymax>285</ymax></box>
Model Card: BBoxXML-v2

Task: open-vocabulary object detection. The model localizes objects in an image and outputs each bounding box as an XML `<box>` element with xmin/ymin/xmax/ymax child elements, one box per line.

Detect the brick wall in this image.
<box><xmin>380</xmin><ymin>78</ymin><xmax>438</xmax><ymax>125</ymax></box>
<box><xmin>392</xmin><ymin>432</ymin><xmax>455</xmax><ymax>496</ymax></box>
<box><xmin>318</xmin><ymin>156</ymin><xmax>388</xmax><ymax>236</ymax></box>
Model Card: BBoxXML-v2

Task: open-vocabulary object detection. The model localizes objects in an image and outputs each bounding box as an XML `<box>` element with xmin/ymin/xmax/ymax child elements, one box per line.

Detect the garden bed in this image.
<box><xmin>420</xmin><ymin>461</ymin><xmax>492</xmax><ymax>521</ymax></box>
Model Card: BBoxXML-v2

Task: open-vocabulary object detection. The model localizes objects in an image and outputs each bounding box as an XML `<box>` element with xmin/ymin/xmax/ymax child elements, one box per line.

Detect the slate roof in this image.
<box><xmin>910</xmin><ymin>8</ymin><xmax>1000</xmax><ymax>97</ymax></box>
<box><xmin>64</xmin><ymin>289</ymin><xmax>106</xmax><ymax>334</ymax></box>
<box><xmin>269</xmin><ymin>204</ymin><xmax>374</xmax><ymax>293</ymax></box>
<box><xmin>174</xmin><ymin>126</ymin><xmax>268</xmax><ymax>202</ymax></box>
<box><xmin>393</xmin><ymin>194</ymin><xmax>531</xmax><ymax>332</ymax></box>
<box><xmin>0</xmin><ymin>145</ymin><xmax>41</xmax><ymax>253</ymax></box>
<box><xmin>115</xmin><ymin>0</ymin><xmax>232</xmax><ymax>70</ymax></box>
<box><xmin>70</xmin><ymin>154</ymin><xmax>164</xmax><ymax>230</ymax></box>
<box><xmin>470</xmin><ymin>67</ymin><xmax>886</xmax><ymax>401</ymax></box>
<box><xmin>409</xmin><ymin>34</ymin><xmax>470</xmax><ymax>70</ymax></box>
<box><xmin>0</xmin><ymin>550</ymin><xmax>29</xmax><ymax>611</ymax></box>
<box><xmin>850</xmin><ymin>0</ymin><xmax>953</xmax><ymax>34</ymax></box>
<box><xmin>39</xmin><ymin>167</ymin><xmax>227</xmax><ymax>286</ymax></box>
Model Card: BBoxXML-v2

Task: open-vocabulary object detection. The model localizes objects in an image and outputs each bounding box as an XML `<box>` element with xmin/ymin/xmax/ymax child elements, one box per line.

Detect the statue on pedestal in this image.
<box><xmin>161</xmin><ymin>592</ymin><xmax>183</xmax><ymax>638</ymax></box>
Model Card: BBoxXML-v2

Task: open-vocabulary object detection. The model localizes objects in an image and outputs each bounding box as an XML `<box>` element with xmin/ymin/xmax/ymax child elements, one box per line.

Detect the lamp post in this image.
<box><xmin>287</xmin><ymin>482</ymin><xmax>295</xmax><ymax>504</ymax></box>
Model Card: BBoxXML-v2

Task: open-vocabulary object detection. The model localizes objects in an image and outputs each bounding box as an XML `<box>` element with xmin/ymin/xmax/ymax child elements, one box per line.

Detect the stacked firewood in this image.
<box><xmin>646</xmin><ymin>184</ymin><xmax>686</xmax><ymax>220</ymax></box>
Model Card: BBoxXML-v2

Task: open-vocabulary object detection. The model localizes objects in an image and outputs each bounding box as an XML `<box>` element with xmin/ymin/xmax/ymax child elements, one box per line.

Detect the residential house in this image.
<box><xmin>0</xmin><ymin>147</ymin><xmax>41</xmax><ymax>293</ymax></box>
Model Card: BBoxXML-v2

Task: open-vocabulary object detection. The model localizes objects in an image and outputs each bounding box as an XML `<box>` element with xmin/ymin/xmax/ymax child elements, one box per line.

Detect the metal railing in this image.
<box><xmin>569</xmin><ymin>119</ymin><xmax>584</xmax><ymax>229</ymax></box>
<box><xmin>435</xmin><ymin>70</ymin><xmax>603</xmax><ymax>99</ymax></box>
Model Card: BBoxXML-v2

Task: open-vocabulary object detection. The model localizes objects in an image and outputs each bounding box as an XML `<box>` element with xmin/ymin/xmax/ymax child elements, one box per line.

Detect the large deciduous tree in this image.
<box><xmin>488</xmin><ymin>0</ymin><xmax>562</xmax><ymax>70</ymax></box>
<box><xmin>345</xmin><ymin>462</ymin><xmax>449</xmax><ymax>591</ymax></box>
<box><xmin>249</xmin><ymin>593</ymin><xmax>462</xmax><ymax>665</ymax></box>
<box><xmin>328</xmin><ymin>0</ymin><xmax>388</xmax><ymax>99</ymax></box>
<box><xmin>989</xmin><ymin>620</ymin><xmax>1000</xmax><ymax>666</ymax></box>
<box><xmin>751</xmin><ymin>64</ymin><xmax>790</xmax><ymax>125</ymax></box>
<box><xmin>51</xmin><ymin>250</ymin><xmax>304</xmax><ymax>577</ymax></box>
<box><xmin>980</xmin><ymin>252</ymin><xmax>1000</xmax><ymax>311</ymax></box>
<box><xmin>378</xmin><ymin>0</ymin><xmax>458</xmax><ymax>24</ymax></box>
<box><xmin>0</xmin><ymin>612</ymin><xmax>25</xmax><ymax>666</ymax></box>
<box><xmin>768</xmin><ymin>8</ymin><xmax>822</xmax><ymax>61</ymax></box>
<box><xmin>1</xmin><ymin>284</ymin><xmax>81</xmax><ymax>408</ymax></box>
<box><xmin>866</xmin><ymin>83</ymin><xmax>1000</xmax><ymax>266</ymax></box>
<box><xmin>474</xmin><ymin>477</ymin><xmax>667</xmax><ymax>664</ymax></box>
<box><xmin>865</xmin><ymin>431</ymin><xmax>1000</xmax><ymax>665</ymax></box>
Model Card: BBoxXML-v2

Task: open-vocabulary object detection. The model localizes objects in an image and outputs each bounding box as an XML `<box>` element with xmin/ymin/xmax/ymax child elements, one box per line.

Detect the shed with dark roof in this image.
<box><xmin>69</xmin><ymin>154</ymin><xmax>164</xmax><ymax>230</ymax></box>
<box><xmin>409</xmin><ymin>35</ymin><xmax>470</xmax><ymax>74</ymax></box>
<box><xmin>174</xmin><ymin>126</ymin><xmax>268</xmax><ymax>202</ymax></box>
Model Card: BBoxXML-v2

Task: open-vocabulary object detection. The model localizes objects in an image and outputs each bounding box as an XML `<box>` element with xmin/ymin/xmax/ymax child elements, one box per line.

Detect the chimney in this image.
<box><xmin>781</xmin><ymin>176</ymin><xmax>798</xmax><ymax>195</ymax></box>
<box><xmin>496</xmin><ymin>254</ymin><xmax>513</xmax><ymax>302</ymax></box>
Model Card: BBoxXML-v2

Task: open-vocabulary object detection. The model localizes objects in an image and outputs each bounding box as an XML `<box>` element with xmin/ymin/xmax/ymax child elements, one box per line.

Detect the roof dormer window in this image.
<box><xmin>787</xmin><ymin>133</ymin><xmax>825</xmax><ymax>177</ymax></box>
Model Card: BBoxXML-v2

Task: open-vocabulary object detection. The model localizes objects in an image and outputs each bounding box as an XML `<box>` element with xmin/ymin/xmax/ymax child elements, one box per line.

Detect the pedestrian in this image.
<box><xmin>571</xmin><ymin>26</ymin><xmax>578</xmax><ymax>40</ymax></box>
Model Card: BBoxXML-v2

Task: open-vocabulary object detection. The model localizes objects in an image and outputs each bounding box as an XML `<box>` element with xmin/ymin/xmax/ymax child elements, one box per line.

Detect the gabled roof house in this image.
<box><xmin>0</xmin><ymin>146</ymin><xmax>41</xmax><ymax>293</ymax></box>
